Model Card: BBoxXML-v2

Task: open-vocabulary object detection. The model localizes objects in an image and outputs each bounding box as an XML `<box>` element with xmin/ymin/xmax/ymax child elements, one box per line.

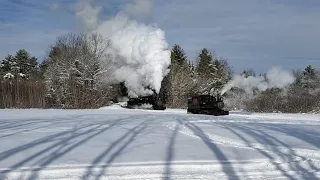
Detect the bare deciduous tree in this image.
<box><xmin>44</xmin><ymin>32</ymin><xmax>115</xmax><ymax>108</ymax></box>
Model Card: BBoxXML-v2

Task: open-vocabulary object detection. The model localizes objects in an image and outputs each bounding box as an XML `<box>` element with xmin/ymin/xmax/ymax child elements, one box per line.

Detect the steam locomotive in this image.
<box><xmin>121</xmin><ymin>80</ymin><xmax>167</xmax><ymax>110</ymax></box>
<box><xmin>120</xmin><ymin>81</ymin><xmax>228</xmax><ymax>115</ymax></box>
<box><xmin>126</xmin><ymin>94</ymin><xmax>166</xmax><ymax>110</ymax></box>
<box><xmin>187</xmin><ymin>94</ymin><xmax>229</xmax><ymax>116</ymax></box>
<box><xmin>125</xmin><ymin>93</ymin><xmax>229</xmax><ymax>116</ymax></box>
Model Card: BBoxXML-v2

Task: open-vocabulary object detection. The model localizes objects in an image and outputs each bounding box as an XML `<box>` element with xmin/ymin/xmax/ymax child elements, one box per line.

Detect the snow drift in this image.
<box><xmin>75</xmin><ymin>0</ymin><xmax>171</xmax><ymax>97</ymax></box>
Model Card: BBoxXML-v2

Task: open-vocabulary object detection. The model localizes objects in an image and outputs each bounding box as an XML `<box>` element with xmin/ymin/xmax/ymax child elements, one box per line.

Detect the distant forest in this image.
<box><xmin>1</xmin><ymin>33</ymin><xmax>319</xmax><ymax>113</ymax></box>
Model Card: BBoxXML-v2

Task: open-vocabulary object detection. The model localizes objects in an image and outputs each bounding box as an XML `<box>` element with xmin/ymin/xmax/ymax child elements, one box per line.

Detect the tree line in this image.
<box><xmin>1</xmin><ymin>32</ymin><xmax>319</xmax><ymax>113</ymax></box>
<box><xmin>224</xmin><ymin>65</ymin><xmax>320</xmax><ymax>113</ymax></box>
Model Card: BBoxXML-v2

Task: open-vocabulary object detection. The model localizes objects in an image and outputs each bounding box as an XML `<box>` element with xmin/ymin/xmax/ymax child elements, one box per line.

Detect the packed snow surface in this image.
<box><xmin>0</xmin><ymin>106</ymin><xmax>319</xmax><ymax>180</ymax></box>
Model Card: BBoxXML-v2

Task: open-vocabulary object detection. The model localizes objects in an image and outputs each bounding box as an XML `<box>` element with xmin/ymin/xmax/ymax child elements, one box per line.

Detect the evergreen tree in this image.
<box><xmin>196</xmin><ymin>48</ymin><xmax>212</xmax><ymax>74</ymax></box>
<box><xmin>39</xmin><ymin>59</ymin><xmax>52</xmax><ymax>79</ymax></box>
<box><xmin>0</xmin><ymin>55</ymin><xmax>16</xmax><ymax>77</ymax></box>
<box><xmin>164</xmin><ymin>44</ymin><xmax>196</xmax><ymax>107</ymax></box>
<box><xmin>14</xmin><ymin>49</ymin><xmax>37</xmax><ymax>75</ymax></box>
<box><xmin>241</xmin><ymin>69</ymin><xmax>256</xmax><ymax>78</ymax></box>
<box><xmin>303</xmin><ymin>65</ymin><xmax>316</xmax><ymax>79</ymax></box>
<box><xmin>195</xmin><ymin>48</ymin><xmax>232</xmax><ymax>94</ymax></box>
<box><xmin>0</xmin><ymin>49</ymin><xmax>39</xmax><ymax>79</ymax></box>
<box><xmin>301</xmin><ymin>65</ymin><xmax>318</xmax><ymax>90</ymax></box>
<box><xmin>170</xmin><ymin>44</ymin><xmax>188</xmax><ymax>67</ymax></box>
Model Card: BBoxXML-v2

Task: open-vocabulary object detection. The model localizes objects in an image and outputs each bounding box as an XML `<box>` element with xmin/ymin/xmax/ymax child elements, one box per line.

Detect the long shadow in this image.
<box><xmin>253</xmin><ymin>123</ymin><xmax>320</xmax><ymax>179</ymax></box>
<box><xmin>82</xmin><ymin>119</ymin><xmax>150</xmax><ymax>180</ymax></box>
<box><xmin>24</xmin><ymin>119</ymin><xmax>130</xmax><ymax>180</ymax></box>
<box><xmin>2</xmin><ymin>124</ymin><xmax>109</xmax><ymax>173</ymax></box>
<box><xmin>0</xmin><ymin>113</ymin><xmax>105</xmax><ymax>133</ymax></box>
<box><xmin>240</xmin><ymin>124</ymin><xmax>319</xmax><ymax>180</ymax></box>
<box><xmin>0</xmin><ymin>114</ymin><xmax>140</xmax><ymax>163</ymax></box>
<box><xmin>0</xmin><ymin>117</ymin><xmax>69</xmax><ymax>130</ymax></box>
<box><xmin>0</xmin><ymin>120</ymin><xmax>64</xmax><ymax>139</ymax></box>
<box><xmin>0</xmin><ymin>123</ymin><xmax>94</xmax><ymax>162</ymax></box>
<box><xmin>184</xmin><ymin>122</ymin><xmax>240</xmax><ymax>180</ymax></box>
<box><xmin>81</xmin><ymin>119</ymin><xmax>149</xmax><ymax>180</ymax></box>
<box><xmin>0</xmin><ymin>121</ymin><xmax>40</xmax><ymax>132</ymax></box>
<box><xmin>222</xmin><ymin>123</ymin><xmax>318</xmax><ymax>180</ymax></box>
<box><xmin>0</xmin><ymin>116</ymin><xmax>82</xmax><ymax>138</ymax></box>
<box><xmin>255</xmin><ymin>124</ymin><xmax>320</xmax><ymax>148</ymax></box>
<box><xmin>96</xmin><ymin>124</ymin><xmax>148</xmax><ymax>180</ymax></box>
<box><xmin>0</xmin><ymin>115</ymin><xmax>146</xmax><ymax>178</ymax></box>
<box><xmin>163</xmin><ymin>119</ymin><xmax>181</xmax><ymax>180</ymax></box>
<box><xmin>218</xmin><ymin>123</ymin><xmax>297</xmax><ymax>180</ymax></box>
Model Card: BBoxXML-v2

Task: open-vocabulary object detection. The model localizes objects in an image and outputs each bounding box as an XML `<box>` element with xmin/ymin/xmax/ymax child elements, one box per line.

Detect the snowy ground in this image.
<box><xmin>0</xmin><ymin>106</ymin><xmax>319</xmax><ymax>180</ymax></box>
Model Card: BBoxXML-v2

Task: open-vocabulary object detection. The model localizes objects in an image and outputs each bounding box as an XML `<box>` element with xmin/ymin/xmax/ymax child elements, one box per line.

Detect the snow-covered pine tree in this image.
<box><xmin>0</xmin><ymin>50</ymin><xmax>39</xmax><ymax>80</ymax></box>
<box><xmin>195</xmin><ymin>48</ymin><xmax>232</xmax><ymax>95</ymax></box>
<box><xmin>165</xmin><ymin>44</ymin><xmax>196</xmax><ymax>108</ymax></box>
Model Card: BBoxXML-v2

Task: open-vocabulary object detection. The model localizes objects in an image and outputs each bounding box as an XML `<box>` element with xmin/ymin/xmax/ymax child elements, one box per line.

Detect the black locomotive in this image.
<box><xmin>126</xmin><ymin>94</ymin><xmax>166</xmax><ymax>110</ymax></box>
<box><xmin>187</xmin><ymin>94</ymin><xmax>229</xmax><ymax>116</ymax></box>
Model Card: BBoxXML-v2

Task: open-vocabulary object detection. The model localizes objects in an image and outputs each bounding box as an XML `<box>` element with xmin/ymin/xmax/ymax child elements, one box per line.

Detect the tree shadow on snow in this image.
<box><xmin>218</xmin><ymin>122</ymin><xmax>319</xmax><ymax>180</ymax></box>
<box><xmin>183</xmin><ymin>121</ymin><xmax>241</xmax><ymax>180</ymax></box>
<box><xmin>162</xmin><ymin>118</ymin><xmax>182</xmax><ymax>180</ymax></box>
<box><xmin>255</xmin><ymin>123</ymin><xmax>320</xmax><ymax>149</ymax></box>
<box><xmin>81</xmin><ymin>119</ymin><xmax>152</xmax><ymax>180</ymax></box>
<box><xmin>0</xmin><ymin>114</ymin><xmax>149</xmax><ymax>180</ymax></box>
<box><xmin>0</xmin><ymin>118</ymin><xmax>68</xmax><ymax>139</ymax></box>
<box><xmin>0</xmin><ymin>114</ymin><xmax>92</xmax><ymax>139</ymax></box>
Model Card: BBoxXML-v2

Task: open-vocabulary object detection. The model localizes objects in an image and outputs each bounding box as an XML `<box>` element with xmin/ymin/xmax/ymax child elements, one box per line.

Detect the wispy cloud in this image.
<box><xmin>0</xmin><ymin>0</ymin><xmax>74</xmax><ymax>60</ymax></box>
<box><xmin>0</xmin><ymin>21</ymin><xmax>69</xmax><ymax>60</ymax></box>
<box><xmin>122</xmin><ymin>0</ymin><xmax>154</xmax><ymax>21</ymax></box>
<box><xmin>75</xmin><ymin>0</ymin><xmax>101</xmax><ymax>31</ymax></box>
<box><xmin>151</xmin><ymin>0</ymin><xmax>320</xmax><ymax>72</ymax></box>
<box><xmin>49</xmin><ymin>2</ymin><xmax>60</xmax><ymax>12</ymax></box>
<box><xmin>0</xmin><ymin>0</ymin><xmax>319</xmax><ymax>72</ymax></box>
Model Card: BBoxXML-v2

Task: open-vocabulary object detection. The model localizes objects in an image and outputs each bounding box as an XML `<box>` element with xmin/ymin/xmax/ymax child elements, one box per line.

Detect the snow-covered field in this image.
<box><xmin>0</xmin><ymin>106</ymin><xmax>319</xmax><ymax>180</ymax></box>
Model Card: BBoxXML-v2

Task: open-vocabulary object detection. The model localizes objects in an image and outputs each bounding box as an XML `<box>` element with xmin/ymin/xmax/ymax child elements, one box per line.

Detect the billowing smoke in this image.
<box><xmin>221</xmin><ymin>67</ymin><xmax>295</xmax><ymax>95</ymax></box>
<box><xmin>75</xmin><ymin>0</ymin><xmax>171</xmax><ymax>97</ymax></box>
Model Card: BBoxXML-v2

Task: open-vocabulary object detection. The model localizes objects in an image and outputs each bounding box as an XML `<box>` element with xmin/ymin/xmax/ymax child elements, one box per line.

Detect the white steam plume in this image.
<box><xmin>221</xmin><ymin>67</ymin><xmax>295</xmax><ymax>95</ymax></box>
<box><xmin>75</xmin><ymin>0</ymin><xmax>171</xmax><ymax>97</ymax></box>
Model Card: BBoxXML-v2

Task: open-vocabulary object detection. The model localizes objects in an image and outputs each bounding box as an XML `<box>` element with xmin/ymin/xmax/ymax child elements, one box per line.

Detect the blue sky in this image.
<box><xmin>0</xmin><ymin>0</ymin><xmax>319</xmax><ymax>73</ymax></box>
